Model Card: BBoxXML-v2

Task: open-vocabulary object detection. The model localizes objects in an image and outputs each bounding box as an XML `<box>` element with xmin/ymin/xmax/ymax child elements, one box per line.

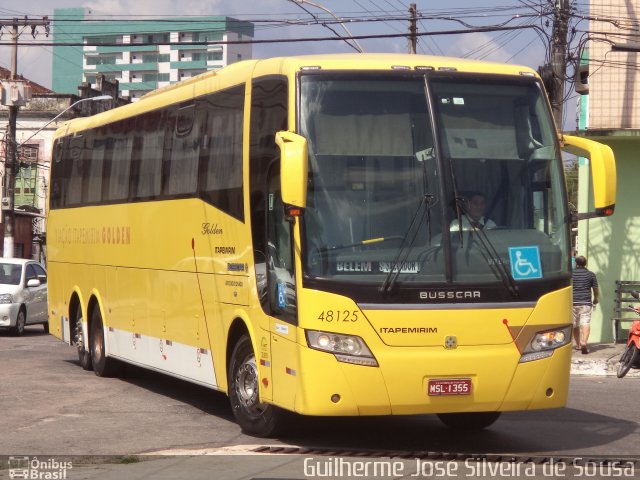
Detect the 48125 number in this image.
<box><xmin>317</xmin><ymin>310</ymin><xmax>359</xmax><ymax>322</ymax></box>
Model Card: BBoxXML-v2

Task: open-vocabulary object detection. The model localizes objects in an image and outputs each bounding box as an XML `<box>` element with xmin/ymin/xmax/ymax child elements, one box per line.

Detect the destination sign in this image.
<box><xmin>333</xmin><ymin>261</ymin><xmax>420</xmax><ymax>274</ymax></box>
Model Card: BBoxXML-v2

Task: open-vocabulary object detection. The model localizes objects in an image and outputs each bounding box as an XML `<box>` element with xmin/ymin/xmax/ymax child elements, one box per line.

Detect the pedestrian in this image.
<box><xmin>572</xmin><ymin>255</ymin><xmax>599</xmax><ymax>354</ymax></box>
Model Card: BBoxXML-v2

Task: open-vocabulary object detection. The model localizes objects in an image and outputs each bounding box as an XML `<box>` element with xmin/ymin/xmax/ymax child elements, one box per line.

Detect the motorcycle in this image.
<box><xmin>617</xmin><ymin>290</ymin><xmax>640</xmax><ymax>378</ymax></box>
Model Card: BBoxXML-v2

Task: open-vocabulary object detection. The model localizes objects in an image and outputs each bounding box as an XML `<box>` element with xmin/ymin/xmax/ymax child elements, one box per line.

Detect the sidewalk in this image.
<box><xmin>570</xmin><ymin>342</ymin><xmax>640</xmax><ymax>377</ymax></box>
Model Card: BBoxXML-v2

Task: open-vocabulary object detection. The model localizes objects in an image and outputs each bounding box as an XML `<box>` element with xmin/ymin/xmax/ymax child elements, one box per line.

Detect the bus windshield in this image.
<box><xmin>299</xmin><ymin>73</ymin><xmax>569</xmax><ymax>297</ymax></box>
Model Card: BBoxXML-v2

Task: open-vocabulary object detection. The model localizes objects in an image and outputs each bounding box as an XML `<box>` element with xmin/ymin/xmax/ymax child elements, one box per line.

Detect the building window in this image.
<box><xmin>86</xmin><ymin>55</ymin><xmax>118</xmax><ymax>66</ymax></box>
<box><xmin>143</xmin><ymin>33</ymin><xmax>169</xmax><ymax>43</ymax></box>
<box><xmin>194</xmin><ymin>31</ymin><xmax>223</xmax><ymax>42</ymax></box>
<box><xmin>18</xmin><ymin>145</ymin><xmax>38</xmax><ymax>163</ymax></box>
<box><xmin>142</xmin><ymin>73</ymin><xmax>169</xmax><ymax>82</ymax></box>
<box><xmin>89</xmin><ymin>35</ymin><xmax>121</xmax><ymax>45</ymax></box>
<box><xmin>142</xmin><ymin>53</ymin><xmax>170</xmax><ymax>63</ymax></box>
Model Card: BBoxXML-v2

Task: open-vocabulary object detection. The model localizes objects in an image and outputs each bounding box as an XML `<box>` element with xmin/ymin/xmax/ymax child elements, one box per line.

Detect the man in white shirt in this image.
<box><xmin>450</xmin><ymin>192</ymin><xmax>496</xmax><ymax>231</ymax></box>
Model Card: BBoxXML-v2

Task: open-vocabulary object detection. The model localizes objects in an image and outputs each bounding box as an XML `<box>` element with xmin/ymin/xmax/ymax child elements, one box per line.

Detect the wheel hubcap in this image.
<box><xmin>94</xmin><ymin>329</ymin><xmax>103</xmax><ymax>361</ymax></box>
<box><xmin>235</xmin><ymin>355</ymin><xmax>263</xmax><ymax>415</ymax></box>
<box><xmin>76</xmin><ymin>316</ymin><xmax>85</xmax><ymax>351</ymax></box>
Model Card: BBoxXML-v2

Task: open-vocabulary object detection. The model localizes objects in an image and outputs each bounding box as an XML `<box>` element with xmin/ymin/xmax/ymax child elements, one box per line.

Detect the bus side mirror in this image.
<box><xmin>561</xmin><ymin>134</ymin><xmax>616</xmax><ymax>220</ymax></box>
<box><xmin>275</xmin><ymin>131</ymin><xmax>308</xmax><ymax>210</ymax></box>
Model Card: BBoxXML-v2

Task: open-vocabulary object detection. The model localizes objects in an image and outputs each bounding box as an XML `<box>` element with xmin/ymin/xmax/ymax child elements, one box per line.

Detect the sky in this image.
<box><xmin>0</xmin><ymin>0</ymin><xmax>552</xmax><ymax>89</ymax></box>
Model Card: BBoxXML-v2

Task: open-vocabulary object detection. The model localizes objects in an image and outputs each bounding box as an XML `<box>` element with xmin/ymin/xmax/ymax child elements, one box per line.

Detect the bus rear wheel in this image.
<box><xmin>89</xmin><ymin>307</ymin><xmax>120</xmax><ymax>377</ymax></box>
<box><xmin>437</xmin><ymin>412</ymin><xmax>501</xmax><ymax>430</ymax></box>
<box><xmin>75</xmin><ymin>308</ymin><xmax>92</xmax><ymax>371</ymax></box>
<box><xmin>228</xmin><ymin>334</ymin><xmax>286</xmax><ymax>437</ymax></box>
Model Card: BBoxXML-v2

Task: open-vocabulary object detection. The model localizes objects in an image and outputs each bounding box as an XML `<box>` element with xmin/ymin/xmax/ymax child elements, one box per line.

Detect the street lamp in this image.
<box><xmin>3</xmin><ymin>95</ymin><xmax>113</xmax><ymax>258</ymax></box>
<box><xmin>16</xmin><ymin>95</ymin><xmax>113</xmax><ymax>148</ymax></box>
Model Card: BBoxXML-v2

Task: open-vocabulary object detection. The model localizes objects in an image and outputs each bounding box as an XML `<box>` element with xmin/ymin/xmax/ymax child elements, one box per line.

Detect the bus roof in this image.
<box><xmin>54</xmin><ymin>53</ymin><xmax>538</xmax><ymax>137</ymax></box>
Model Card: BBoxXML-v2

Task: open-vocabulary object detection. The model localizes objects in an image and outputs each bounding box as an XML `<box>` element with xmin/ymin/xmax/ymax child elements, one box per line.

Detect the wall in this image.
<box><xmin>578</xmin><ymin>136</ymin><xmax>640</xmax><ymax>342</ymax></box>
<box><xmin>589</xmin><ymin>0</ymin><xmax>640</xmax><ymax>129</ymax></box>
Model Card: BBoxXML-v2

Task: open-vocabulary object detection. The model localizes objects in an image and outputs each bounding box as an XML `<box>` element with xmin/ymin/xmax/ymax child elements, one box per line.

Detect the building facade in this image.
<box><xmin>574</xmin><ymin>0</ymin><xmax>640</xmax><ymax>342</ymax></box>
<box><xmin>0</xmin><ymin>68</ymin><xmax>55</xmax><ymax>260</ymax></box>
<box><xmin>52</xmin><ymin>8</ymin><xmax>254</xmax><ymax>100</ymax></box>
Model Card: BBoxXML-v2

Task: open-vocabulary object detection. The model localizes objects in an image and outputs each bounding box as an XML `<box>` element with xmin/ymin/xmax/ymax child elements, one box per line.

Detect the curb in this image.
<box><xmin>570</xmin><ymin>351</ymin><xmax>640</xmax><ymax>377</ymax></box>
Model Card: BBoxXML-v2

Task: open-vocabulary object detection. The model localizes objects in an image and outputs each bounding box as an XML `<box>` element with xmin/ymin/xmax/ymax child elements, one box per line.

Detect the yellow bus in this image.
<box><xmin>47</xmin><ymin>53</ymin><xmax>616</xmax><ymax>437</ymax></box>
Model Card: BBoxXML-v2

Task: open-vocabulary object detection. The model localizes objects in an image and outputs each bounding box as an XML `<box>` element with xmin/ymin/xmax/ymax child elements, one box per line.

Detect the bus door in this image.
<box><xmin>266</xmin><ymin>162</ymin><xmax>299</xmax><ymax>409</ymax></box>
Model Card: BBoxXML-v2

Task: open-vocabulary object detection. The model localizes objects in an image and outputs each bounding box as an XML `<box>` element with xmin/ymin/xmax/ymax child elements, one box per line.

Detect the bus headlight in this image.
<box><xmin>0</xmin><ymin>294</ymin><xmax>13</xmax><ymax>304</ymax></box>
<box><xmin>519</xmin><ymin>326</ymin><xmax>572</xmax><ymax>363</ymax></box>
<box><xmin>306</xmin><ymin>330</ymin><xmax>378</xmax><ymax>367</ymax></box>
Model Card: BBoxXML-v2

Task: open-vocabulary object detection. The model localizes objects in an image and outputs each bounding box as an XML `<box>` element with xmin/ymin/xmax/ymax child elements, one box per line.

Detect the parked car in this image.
<box><xmin>0</xmin><ymin>259</ymin><xmax>48</xmax><ymax>336</ymax></box>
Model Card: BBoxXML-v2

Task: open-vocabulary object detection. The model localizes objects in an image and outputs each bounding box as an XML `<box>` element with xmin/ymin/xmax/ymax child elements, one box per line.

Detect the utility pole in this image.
<box><xmin>408</xmin><ymin>4</ymin><xmax>418</xmax><ymax>54</ymax></box>
<box><xmin>549</xmin><ymin>0</ymin><xmax>570</xmax><ymax>128</ymax></box>
<box><xmin>2</xmin><ymin>16</ymin><xmax>49</xmax><ymax>258</ymax></box>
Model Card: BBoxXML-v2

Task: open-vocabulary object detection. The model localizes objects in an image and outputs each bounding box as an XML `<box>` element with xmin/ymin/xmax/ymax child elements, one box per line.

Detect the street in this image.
<box><xmin>1</xmin><ymin>327</ymin><xmax>639</xmax><ymax>478</ymax></box>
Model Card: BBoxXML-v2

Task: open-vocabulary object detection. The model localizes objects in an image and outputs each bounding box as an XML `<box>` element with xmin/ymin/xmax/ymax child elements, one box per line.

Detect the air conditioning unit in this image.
<box><xmin>0</xmin><ymin>80</ymin><xmax>31</xmax><ymax>107</ymax></box>
<box><xmin>575</xmin><ymin>64</ymin><xmax>589</xmax><ymax>95</ymax></box>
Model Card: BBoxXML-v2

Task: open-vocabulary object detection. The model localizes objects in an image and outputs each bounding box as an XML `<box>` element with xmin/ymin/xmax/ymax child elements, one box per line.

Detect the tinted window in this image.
<box><xmin>165</xmin><ymin>103</ymin><xmax>200</xmax><ymax>196</ymax></box>
<box><xmin>26</xmin><ymin>264</ymin><xmax>37</xmax><ymax>282</ymax></box>
<box><xmin>134</xmin><ymin>111</ymin><xmax>165</xmax><ymax>199</ymax></box>
<box><xmin>105</xmin><ymin>121</ymin><xmax>133</xmax><ymax>201</ymax></box>
<box><xmin>32</xmin><ymin>264</ymin><xmax>47</xmax><ymax>284</ymax></box>
<box><xmin>0</xmin><ymin>264</ymin><xmax>23</xmax><ymax>285</ymax></box>
<box><xmin>84</xmin><ymin>132</ymin><xmax>106</xmax><ymax>203</ymax></box>
<box><xmin>249</xmin><ymin>77</ymin><xmax>288</xmax><ymax>312</ymax></box>
<box><xmin>65</xmin><ymin>135</ymin><xmax>86</xmax><ymax>207</ymax></box>
<box><xmin>199</xmin><ymin>85</ymin><xmax>245</xmax><ymax>220</ymax></box>
<box><xmin>50</xmin><ymin>83</ymin><xmax>246</xmax><ymax>218</ymax></box>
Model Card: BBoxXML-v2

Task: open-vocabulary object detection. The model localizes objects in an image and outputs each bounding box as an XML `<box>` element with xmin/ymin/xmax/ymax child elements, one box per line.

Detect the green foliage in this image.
<box><xmin>565</xmin><ymin>160</ymin><xmax>579</xmax><ymax>211</ymax></box>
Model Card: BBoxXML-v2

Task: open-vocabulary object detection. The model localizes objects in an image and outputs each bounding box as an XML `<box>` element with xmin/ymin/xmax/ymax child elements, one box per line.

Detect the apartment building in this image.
<box><xmin>52</xmin><ymin>8</ymin><xmax>254</xmax><ymax>100</ymax></box>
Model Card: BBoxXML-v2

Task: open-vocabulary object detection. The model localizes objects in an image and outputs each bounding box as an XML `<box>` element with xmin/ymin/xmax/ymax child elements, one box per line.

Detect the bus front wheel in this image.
<box><xmin>228</xmin><ymin>334</ymin><xmax>285</xmax><ymax>437</ymax></box>
<box><xmin>437</xmin><ymin>412</ymin><xmax>501</xmax><ymax>430</ymax></box>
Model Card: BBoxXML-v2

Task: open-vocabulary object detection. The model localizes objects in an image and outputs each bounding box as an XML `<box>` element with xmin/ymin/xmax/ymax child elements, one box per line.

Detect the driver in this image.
<box><xmin>450</xmin><ymin>191</ymin><xmax>496</xmax><ymax>231</ymax></box>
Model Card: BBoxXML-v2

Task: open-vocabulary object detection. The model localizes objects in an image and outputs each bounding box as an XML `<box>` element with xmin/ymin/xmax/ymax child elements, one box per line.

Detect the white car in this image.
<box><xmin>0</xmin><ymin>259</ymin><xmax>48</xmax><ymax>336</ymax></box>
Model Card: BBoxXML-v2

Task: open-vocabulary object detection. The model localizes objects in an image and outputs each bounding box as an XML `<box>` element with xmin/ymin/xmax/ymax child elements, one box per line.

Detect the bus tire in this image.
<box><xmin>74</xmin><ymin>308</ymin><xmax>92</xmax><ymax>371</ymax></box>
<box><xmin>228</xmin><ymin>334</ymin><xmax>286</xmax><ymax>437</ymax></box>
<box><xmin>437</xmin><ymin>411</ymin><xmax>501</xmax><ymax>430</ymax></box>
<box><xmin>89</xmin><ymin>307</ymin><xmax>120</xmax><ymax>377</ymax></box>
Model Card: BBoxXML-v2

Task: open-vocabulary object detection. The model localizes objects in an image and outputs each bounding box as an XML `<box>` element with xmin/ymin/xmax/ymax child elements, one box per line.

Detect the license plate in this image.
<box><xmin>428</xmin><ymin>378</ymin><xmax>472</xmax><ymax>396</ymax></box>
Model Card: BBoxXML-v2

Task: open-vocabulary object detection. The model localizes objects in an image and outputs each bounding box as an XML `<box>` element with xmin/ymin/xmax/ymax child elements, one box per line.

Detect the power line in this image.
<box><xmin>0</xmin><ymin>24</ymin><xmax>546</xmax><ymax>48</ymax></box>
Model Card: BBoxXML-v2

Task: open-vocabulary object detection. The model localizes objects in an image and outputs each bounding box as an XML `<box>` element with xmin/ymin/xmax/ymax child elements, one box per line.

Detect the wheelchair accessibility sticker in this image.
<box><xmin>277</xmin><ymin>282</ymin><xmax>287</xmax><ymax>309</ymax></box>
<box><xmin>508</xmin><ymin>246</ymin><xmax>543</xmax><ymax>280</ymax></box>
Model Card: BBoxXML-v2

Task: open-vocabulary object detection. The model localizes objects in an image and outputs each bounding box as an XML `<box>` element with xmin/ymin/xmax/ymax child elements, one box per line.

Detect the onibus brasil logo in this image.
<box><xmin>8</xmin><ymin>457</ymin><xmax>72</xmax><ymax>479</ymax></box>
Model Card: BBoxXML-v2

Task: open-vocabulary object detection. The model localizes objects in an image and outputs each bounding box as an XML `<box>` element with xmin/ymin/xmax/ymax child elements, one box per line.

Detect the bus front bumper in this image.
<box><xmin>291</xmin><ymin>342</ymin><xmax>571</xmax><ymax>416</ymax></box>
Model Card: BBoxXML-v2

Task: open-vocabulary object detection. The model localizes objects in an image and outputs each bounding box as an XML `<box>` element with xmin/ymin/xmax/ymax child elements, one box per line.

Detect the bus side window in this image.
<box><xmin>266</xmin><ymin>164</ymin><xmax>297</xmax><ymax>323</ymax></box>
<box><xmin>249</xmin><ymin>76</ymin><xmax>288</xmax><ymax>315</ymax></box>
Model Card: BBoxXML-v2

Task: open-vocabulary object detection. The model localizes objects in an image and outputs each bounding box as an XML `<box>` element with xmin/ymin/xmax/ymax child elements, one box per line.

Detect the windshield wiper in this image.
<box><xmin>379</xmin><ymin>193</ymin><xmax>436</xmax><ymax>295</ymax></box>
<box><xmin>320</xmin><ymin>235</ymin><xmax>404</xmax><ymax>253</ymax></box>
